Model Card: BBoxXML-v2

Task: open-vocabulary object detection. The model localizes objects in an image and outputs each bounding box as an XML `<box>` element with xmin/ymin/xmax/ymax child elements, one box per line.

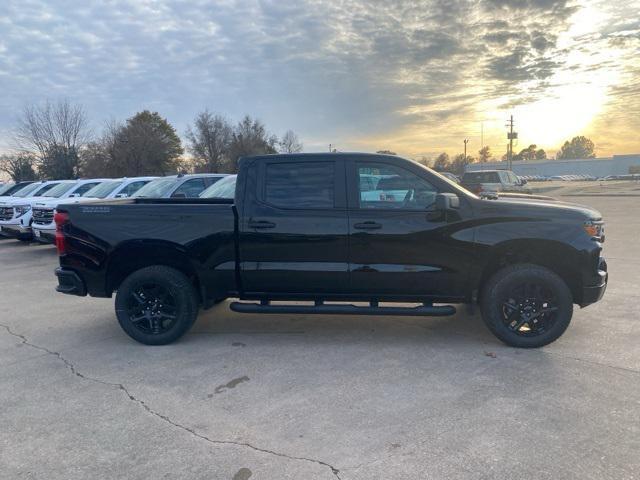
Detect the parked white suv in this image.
<box><xmin>31</xmin><ymin>177</ymin><xmax>156</xmax><ymax>243</ymax></box>
<box><xmin>133</xmin><ymin>174</ymin><xmax>228</xmax><ymax>199</ymax></box>
<box><xmin>0</xmin><ymin>178</ymin><xmax>106</xmax><ymax>241</ymax></box>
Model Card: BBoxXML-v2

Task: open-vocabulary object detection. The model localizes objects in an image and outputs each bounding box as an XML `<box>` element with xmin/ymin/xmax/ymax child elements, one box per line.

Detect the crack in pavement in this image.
<box><xmin>0</xmin><ymin>323</ymin><xmax>342</xmax><ymax>480</ymax></box>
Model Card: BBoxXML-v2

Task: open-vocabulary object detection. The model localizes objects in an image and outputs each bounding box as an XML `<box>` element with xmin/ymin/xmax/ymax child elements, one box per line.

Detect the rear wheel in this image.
<box><xmin>115</xmin><ymin>266</ymin><xmax>199</xmax><ymax>345</ymax></box>
<box><xmin>481</xmin><ymin>264</ymin><xmax>573</xmax><ymax>348</ymax></box>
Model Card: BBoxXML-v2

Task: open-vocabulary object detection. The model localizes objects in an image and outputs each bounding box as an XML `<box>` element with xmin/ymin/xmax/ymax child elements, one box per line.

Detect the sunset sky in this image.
<box><xmin>1</xmin><ymin>0</ymin><xmax>639</xmax><ymax>160</ymax></box>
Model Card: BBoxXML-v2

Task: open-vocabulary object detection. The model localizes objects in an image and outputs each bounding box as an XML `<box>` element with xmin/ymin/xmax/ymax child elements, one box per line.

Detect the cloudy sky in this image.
<box><xmin>1</xmin><ymin>0</ymin><xmax>639</xmax><ymax>159</ymax></box>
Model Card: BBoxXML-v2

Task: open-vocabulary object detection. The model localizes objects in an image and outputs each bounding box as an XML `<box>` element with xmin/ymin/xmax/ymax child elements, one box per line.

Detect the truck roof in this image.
<box><xmin>243</xmin><ymin>152</ymin><xmax>400</xmax><ymax>162</ymax></box>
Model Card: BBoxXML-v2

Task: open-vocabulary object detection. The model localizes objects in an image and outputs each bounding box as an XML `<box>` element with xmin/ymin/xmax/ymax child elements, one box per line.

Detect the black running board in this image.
<box><xmin>230</xmin><ymin>302</ymin><xmax>456</xmax><ymax>316</ymax></box>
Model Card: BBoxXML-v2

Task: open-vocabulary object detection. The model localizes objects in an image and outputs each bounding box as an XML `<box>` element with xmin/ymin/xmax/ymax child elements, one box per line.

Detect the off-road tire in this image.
<box><xmin>481</xmin><ymin>264</ymin><xmax>573</xmax><ymax>348</ymax></box>
<box><xmin>115</xmin><ymin>266</ymin><xmax>199</xmax><ymax>345</ymax></box>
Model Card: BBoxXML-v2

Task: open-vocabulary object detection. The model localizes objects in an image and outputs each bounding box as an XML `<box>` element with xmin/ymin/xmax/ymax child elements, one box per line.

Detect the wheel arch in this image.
<box><xmin>105</xmin><ymin>240</ymin><xmax>203</xmax><ymax>302</ymax></box>
<box><xmin>478</xmin><ymin>239</ymin><xmax>583</xmax><ymax>304</ymax></box>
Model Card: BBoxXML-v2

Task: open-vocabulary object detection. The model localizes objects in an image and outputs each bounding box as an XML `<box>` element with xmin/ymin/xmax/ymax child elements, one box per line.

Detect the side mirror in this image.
<box><xmin>69</xmin><ymin>193</ymin><xmax>80</xmax><ymax>198</ymax></box>
<box><xmin>435</xmin><ymin>193</ymin><xmax>460</xmax><ymax>210</ymax></box>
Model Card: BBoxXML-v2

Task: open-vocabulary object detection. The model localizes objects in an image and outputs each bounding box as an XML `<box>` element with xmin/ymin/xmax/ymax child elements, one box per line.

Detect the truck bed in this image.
<box><xmin>57</xmin><ymin>199</ymin><xmax>238</xmax><ymax>300</ymax></box>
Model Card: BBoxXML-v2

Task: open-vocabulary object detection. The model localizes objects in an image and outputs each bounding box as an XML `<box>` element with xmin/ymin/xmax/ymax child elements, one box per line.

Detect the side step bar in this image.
<box><xmin>230</xmin><ymin>301</ymin><xmax>456</xmax><ymax>317</ymax></box>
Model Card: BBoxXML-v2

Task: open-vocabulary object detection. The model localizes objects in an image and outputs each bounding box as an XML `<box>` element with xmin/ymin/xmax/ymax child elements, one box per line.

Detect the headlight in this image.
<box><xmin>14</xmin><ymin>205</ymin><xmax>32</xmax><ymax>217</ymax></box>
<box><xmin>583</xmin><ymin>220</ymin><xmax>604</xmax><ymax>241</ymax></box>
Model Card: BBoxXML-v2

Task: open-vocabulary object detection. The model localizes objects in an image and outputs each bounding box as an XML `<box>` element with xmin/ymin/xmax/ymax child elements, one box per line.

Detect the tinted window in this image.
<box><xmin>265</xmin><ymin>162</ymin><xmax>334</xmax><ymax>208</ymax></box>
<box><xmin>42</xmin><ymin>182</ymin><xmax>77</xmax><ymax>198</ymax></box>
<box><xmin>121</xmin><ymin>181</ymin><xmax>148</xmax><ymax>197</ymax></box>
<box><xmin>133</xmin><ymin>178</ymin><xmax>177</xmax><ymax>198</ymax></box>
<box><xmin>72</xmin><ymin>182</ymin><xmax>101</xmax><ymax>196</ymax></box>
<box><xmin>172</xmin><ymin>178</ymin><xmax>206</xmax><ymax>197</ymax></box>
<box><xmin>358</xmin><ymin>163</ymin><xmax>437</xmax><ymax>210</ymax></box>
<box><xmin>200</xmin><ymin>175</ymin><xmax>237</xmax><ymax>199</ymax></box>
<box><xmin>13</xmin><ymin>183</ymin><xmax>44</xmax><ymax>197</ymax></box>
<box><xmin>462</xmin><ymin>172</ymin><xmax>500</xmax><ymax>183</ymax></box>
<box><xmin>34</xmin><ymin>183</ymin><xmax>62</xmax><ymax>197</ymax></box>
<box><xmin>83</xmin><ymin>181</ymin><xmax>122</xmax><ymax>198</ymax></box>
<box><xmin>0</xmin><ymin>184</ymin><xmax>14</xmax><ymax>195</ymax></box>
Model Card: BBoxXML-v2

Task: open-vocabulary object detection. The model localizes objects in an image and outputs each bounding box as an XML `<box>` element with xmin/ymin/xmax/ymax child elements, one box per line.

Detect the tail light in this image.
<box><xmin>54</xmin><ymin>211</ymin><xmax>69</xmax><ymax>255</ymax></box>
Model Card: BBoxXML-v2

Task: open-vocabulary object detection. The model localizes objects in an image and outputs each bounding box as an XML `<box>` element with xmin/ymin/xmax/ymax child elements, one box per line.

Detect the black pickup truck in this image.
<box><xmin>54</xmin><ymin>153</ymin><xmax>607</xmax><ymax>348</ymax></box>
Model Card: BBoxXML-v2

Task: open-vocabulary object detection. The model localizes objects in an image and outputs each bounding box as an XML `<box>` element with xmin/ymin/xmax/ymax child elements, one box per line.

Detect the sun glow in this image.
<box><xmin>484</xmin><ymin>2</ymin><xmax>627</xmax><ymax>153</ymax></box>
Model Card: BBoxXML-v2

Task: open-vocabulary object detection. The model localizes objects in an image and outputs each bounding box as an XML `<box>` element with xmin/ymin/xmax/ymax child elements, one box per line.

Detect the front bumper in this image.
<box><xmin>33</xmin><ymin>227</ymin><xmax>56</xmax><ymax>244</ymax></box>
<box><xmin>0</xmin><ymin>223</ymin><xmax>32</xmax><ymax>239</ymax></box>
<box><xmin>580</xmin><ymin>257</ymin><xmax>608</xmax><ymax>307</ymax></box>
<box><xmin>55</xmin><ymin>267</ymin><xmax>87</xmax><ymax>296</ymax></box>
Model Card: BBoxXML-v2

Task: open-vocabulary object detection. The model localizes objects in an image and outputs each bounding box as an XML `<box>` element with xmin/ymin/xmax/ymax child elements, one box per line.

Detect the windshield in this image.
<box><xmin>0</xmin><ymin>184</ymin><xmax>15</xmax><ymax>195</ymax></box>
<box><xmin>13</xmin><ymin>183</ymin><xmax>45</xmax><ymax>197</ymax></box>
<box><xmin>83</xmin><ymin>180</ymin><xmax>122</xmax><ymax>198</ymax></box>
<box><xmin>133</xmin><ymin>178</ymin><xmax>177</xmax><ymax>198</ymax></box>
<box><xmin>42</xmin><ymin>182</ymin><xmax>78</xmax><ymax>198</ymax></box>
<box><xmin>199</xmin><ymin>175</ymin><xmax>237</xmax><ymax>199</ymax></box>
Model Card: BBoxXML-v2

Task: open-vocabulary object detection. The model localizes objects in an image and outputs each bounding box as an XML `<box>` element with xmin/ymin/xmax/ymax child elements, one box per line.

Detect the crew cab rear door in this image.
<box><xmin>239</xmin><ymin>157</ymin><xmax>348</xmax><ymax>294</ymax></box>
<box><xmin>346</xmin><ymin>157</ymin><xmax>473</xmax><ymax>299</ymax></box>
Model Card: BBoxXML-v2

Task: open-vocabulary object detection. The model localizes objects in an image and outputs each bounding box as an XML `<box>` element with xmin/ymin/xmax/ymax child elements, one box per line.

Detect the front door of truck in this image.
<box><xmin>346</xmin><ymin>159</ymin><xmax>474</xmax><ymax>299</ymax></box>
<box><xmin>239</xmin><ymin>158</ymin><xmax>349</xmax><ymax>294</ymax></box>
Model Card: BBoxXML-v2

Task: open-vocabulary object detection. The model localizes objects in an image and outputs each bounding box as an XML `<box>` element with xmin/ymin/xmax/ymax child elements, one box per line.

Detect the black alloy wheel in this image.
<box><xmin>115</xmin><ymin>266</ymin><xmax>199</xmax><ymax>345</ymax></box>
<box><xmin>481</xmin><ymin>264</ymin><xmax>573</xmax><ymax>348</ymax></box>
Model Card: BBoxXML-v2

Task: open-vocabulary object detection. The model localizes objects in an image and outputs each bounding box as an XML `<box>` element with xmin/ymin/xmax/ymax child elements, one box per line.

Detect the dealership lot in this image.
<box><xmin>0</xmin><ymin>196</ymin><xmax>638</xmax><ymax>479</ymax></box>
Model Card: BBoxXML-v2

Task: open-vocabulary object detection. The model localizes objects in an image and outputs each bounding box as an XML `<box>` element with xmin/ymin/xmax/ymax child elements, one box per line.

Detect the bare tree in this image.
<box><xmin>185</xmin><ymin>110</ymin><xmax>232</xmax><ymax>172</ymax></box>
<box><xmin>279</xmin><ymin>130</ymin><xmax>303</xmax><ymax>154</ymax></box>
<box><xmin>13</xmin><ymin>99</ymin><xmax>91</xmax><ymax>178</ymax></box>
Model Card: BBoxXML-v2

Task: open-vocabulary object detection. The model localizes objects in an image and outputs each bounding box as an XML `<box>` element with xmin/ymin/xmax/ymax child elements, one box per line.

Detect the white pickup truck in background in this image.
<box><xmin>0</xmin><ymin>179</ymin><xmax>106</xmax><ymax>241</ymax></box>
<box><xmin>31</xmin><ymin>177</ymin><xmax>156</xmax><ymax>243</ymax></box>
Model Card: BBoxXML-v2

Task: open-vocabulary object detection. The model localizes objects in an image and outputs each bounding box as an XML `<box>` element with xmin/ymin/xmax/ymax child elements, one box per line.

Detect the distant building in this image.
<box><xmin>465</xmin><ymin>154</ymin><xmax>640</xmax><ymax>177</ymax></box>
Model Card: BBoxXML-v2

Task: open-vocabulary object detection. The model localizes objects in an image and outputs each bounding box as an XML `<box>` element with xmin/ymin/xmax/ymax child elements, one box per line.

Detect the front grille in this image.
<box><xmin>32</xmin><ymin>208</ymin><xmax>54</xmax><ymax>225</ymax></box>
<box><xmin>0</xmin><ymin>207</ymin><xmax>13</xmax><ymax>221</ymax></box>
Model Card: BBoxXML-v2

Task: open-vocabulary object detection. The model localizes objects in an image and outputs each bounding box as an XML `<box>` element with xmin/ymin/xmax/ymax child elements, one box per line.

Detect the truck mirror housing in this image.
<box><xmin>435</xmin><ymin>193</ymin><xmax>460</xmax><ymax>210</ymax></box>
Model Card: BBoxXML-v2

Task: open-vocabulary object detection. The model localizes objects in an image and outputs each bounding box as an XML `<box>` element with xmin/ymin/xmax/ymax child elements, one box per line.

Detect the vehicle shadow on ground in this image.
<box><xmin>188</xmin><ymin>300</ymin><xmax>500</xmax><ymax>349</ymax></box>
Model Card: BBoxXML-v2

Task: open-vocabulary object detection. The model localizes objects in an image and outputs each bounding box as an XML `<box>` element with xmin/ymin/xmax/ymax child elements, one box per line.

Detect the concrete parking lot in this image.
<box><xmin>1</xmin><ymin>196</ymin><xmax>638</xmax><ymax>480</ymax></box>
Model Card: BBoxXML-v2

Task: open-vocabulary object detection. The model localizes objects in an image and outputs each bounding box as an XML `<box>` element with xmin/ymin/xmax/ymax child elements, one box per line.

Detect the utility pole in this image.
<box><xmin>463</xmin><ymin>138</ymin><xmax>469</xmax><ymax>160</ymax></box>
<box><xmin>506</xmin><ymin>115</ymin><xmax>517</xmax><ymax>170</ymax></box>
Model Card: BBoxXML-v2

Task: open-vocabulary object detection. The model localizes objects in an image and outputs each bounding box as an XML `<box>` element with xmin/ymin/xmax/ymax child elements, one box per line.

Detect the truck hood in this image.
<box><xmin>0</xmin><ymin>195</ymin><xmax>58</xmax><ymax>207</ymax></box>
<box><xmin>33</xmin><ymin>196</ymin><xmax>100</xmax><ymax>208</ymax></box>
<box><xmin>479</xmin><ymin>196</ymin><xmax>602</xmax><ymax>221</ymax></box>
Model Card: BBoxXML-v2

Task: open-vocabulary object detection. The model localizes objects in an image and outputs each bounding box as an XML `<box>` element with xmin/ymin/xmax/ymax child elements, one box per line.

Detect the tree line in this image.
<box><xmin>426</xmin><ymin>136</ymin><xmax>596</xmax><ymax>175</ymax></box>
<box><xmin>0</xmin><ymin>100</ymin><xmax>303</xmax><ymax>181</ymax></box>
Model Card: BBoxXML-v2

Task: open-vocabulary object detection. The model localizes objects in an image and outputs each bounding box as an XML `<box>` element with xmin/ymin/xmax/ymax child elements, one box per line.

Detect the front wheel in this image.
<box><xmin>115</xmin><ymin>266</ymin><xmax>199</xmax><ymax>345</ymax></box>
<box><xmin>481</xmin><ymin>264</ymin><xmax>573</xmax><ymax>348</ymax></box>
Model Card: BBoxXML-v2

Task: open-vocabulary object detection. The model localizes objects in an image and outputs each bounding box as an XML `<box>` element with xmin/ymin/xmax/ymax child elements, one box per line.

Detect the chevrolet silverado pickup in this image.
<box><xmin>54</xmin><ymin>153</ymin><xmax>607</xmax><ymax>348</ymax></box>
